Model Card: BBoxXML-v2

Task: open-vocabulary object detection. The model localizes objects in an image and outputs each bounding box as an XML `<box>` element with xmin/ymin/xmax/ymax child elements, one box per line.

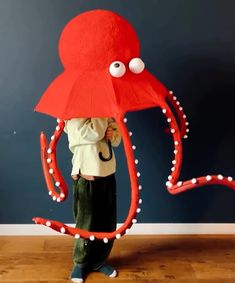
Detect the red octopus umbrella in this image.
<box><xmin>33</xmin><ymin>9</ymin><xmax>235</xmax><ymax>242</ymax></box>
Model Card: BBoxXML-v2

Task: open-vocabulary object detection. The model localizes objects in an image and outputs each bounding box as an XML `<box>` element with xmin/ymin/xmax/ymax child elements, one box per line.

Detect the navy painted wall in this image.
<box><xmin>0</xmin><ymin>0</ymin><xmax>235</xmax><ymax>225</ymax></box>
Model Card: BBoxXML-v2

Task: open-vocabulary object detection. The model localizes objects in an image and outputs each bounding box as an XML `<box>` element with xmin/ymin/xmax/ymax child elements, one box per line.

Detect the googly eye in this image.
<box><xmin>109</xmin><ymin>61</ymin><xmax>126</xmax><ymax>78</ymax></box>
<box><xmin>129</xmin><ymin>58</ymin><xmax>145</xmax><ymax>74</ymax></box>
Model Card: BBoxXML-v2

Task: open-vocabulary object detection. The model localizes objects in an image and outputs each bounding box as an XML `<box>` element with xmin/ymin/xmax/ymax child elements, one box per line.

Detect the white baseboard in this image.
<box><xmin>1</xmin><ymin>223</ymin><xmax>235</xmax><ymax>236</ymax></box>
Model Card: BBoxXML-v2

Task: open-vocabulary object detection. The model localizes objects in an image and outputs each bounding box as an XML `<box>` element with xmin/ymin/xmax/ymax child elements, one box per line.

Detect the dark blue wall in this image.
<box><xmin>0</xmin><ymin>0</ymin><xmax>235</xmax><ymax>224</ymax></box>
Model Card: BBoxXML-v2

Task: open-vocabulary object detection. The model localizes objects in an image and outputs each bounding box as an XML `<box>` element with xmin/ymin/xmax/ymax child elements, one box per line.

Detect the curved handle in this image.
<box><xmin>99</xmin><ymin>140</ymin><xmax>113</xmax><ymax>161</ymax></box>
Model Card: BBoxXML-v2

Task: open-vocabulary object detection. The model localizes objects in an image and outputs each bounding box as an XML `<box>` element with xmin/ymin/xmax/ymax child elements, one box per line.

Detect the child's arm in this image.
<box><xmin>65</xmin><ymin>118</ymin><xmax>108</xmax><ymax>150</ymax></box>
<box><xmin>80</xmin><ymin>118</ymin><xmax>108</xmax><ymax>143</ymax></box>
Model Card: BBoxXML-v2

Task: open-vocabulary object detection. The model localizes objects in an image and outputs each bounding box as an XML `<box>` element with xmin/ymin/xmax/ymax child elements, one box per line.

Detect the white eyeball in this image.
<box><xmin>109</xmin><ymin>61</ymin><xmax>126</xmax><ymax>78</ymax></box>
<box><xmin>129</xmin><ymin>58</ymin><xmax>145</xmax><ymax>74</ymax></box>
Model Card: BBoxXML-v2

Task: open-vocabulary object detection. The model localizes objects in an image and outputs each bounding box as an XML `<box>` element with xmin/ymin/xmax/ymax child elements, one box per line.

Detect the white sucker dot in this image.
<box><xmin>172</xmin><ymin>160</ymin><xmax>177</xmax><ymax>165</ymax></box>
<box><xmin>49</xmin><ymin>191</ymin><xmax>52</xmax><ymax>195</ymax></box>
<box><xmin>103</xmin><ymin>238</ymin><xmax>109</xmax><ymax>243</ymax></box>
<box><xmin>169</xmin><ymin>90</ymin><xmax>173</xmax><ymax>94</ymax></box>
<box><xmin>183</xmin><ymin>114</ymin><xmax>187</xmax><ymax>119</ymax></box>
<box><xmin>135</xmin><ymin>159</ymin><xmax>139</xmax><ymax>164</ymax></box>
<box><xmin>55</xmin><ymin>181</ymin><xmax>60</xmax><ymax>187</ymax></box>
<box><xmin>176</xmin><ymin>101</ymin><xmax>180</xmax><ymax>105</ymax></box>
<box><xmin>129</xmin><ymin>131</ymin><xmax>133</xmax><ymax>136</ymax></box>
<box><xmin>137</xmin><ymin>172</ymin><xmax>141</xmax><ymax>177</ymax></box>
<box><xmin>126</xmin><ymin>228</ymin><xmax>130</xmax><ymax>234</ymax></box>
<box><xmin>60</xmin><ymin>193</ymin><xmax>65</xmax><ymax>198</ymax></box>
<box><xmin>168</xmin><ymin>175</ymin><xmax>173</xmax><ymax>180</ymax></box>
<box><xmin>171</xmin><ymin>167</ymin><xmax>175</xmax><ymax>172</ymax></box>
<box><xmin>46</xmin><ymin>221</ymin><xmax>51</xmax><ymax>227</ymax></box>
<box><xmin>53</xmin><ymin>196</ymin><xmax>56</xmax><ymax>201</ymax></box>
<box><xmin>174</xmin><ymin>150</ymin><xmax>178</xmax><ymax>154</ymax></box>
<box><xmin>171</xmin><ymin>129</ymin><xmax>176</xmax><ymax>134</ymax></box>
<box><xmin>174</xmin><ymin>141</ymin><xmax>179</xmax><ymax>146</ymax></box>
<box><xmin>206</xmin><ymin>175</ymin><xmax>212</xmax><ymax>181</ymax></box>
<box><xmin>132</xmin><ymin>219</ymin><xmax>137</xmax><ymax>224</ymax></box>
<box><xmin>191</xmin><ymin>178</ymin><xmax>197</xmax><ymax>184</ymax></box>
<box><xmin>179</xmin><ymin>107</ymin><xmax>183</xmax><ymax>111</ymax></box>
<box><xmin>47</xmin><ymin>148</ymin><xmax>52</xmax><ymax>154</ymax></box>
<box><xmin>47</xmin><ymin>158</ymin><xmax>51</xmax><ymax>163</ymax></box>
<box><xmin>186</xmin><ymin>129</ymin><xmax>189</xmax><ymax>133</ymax></box>
<box><xmin>49</xmin><ymin>169</ymin><xmax>54</xmax><ymax>174</ymax></box>
<box><xmin>177</xmin><ymin>181</ymin><xmax>183</xmax><ymax>186</ymax></box>
<box><xmin>60</xmin><ymin>227</ymin><xmax>65</xmax><ymax>233</ymax></box>
<box><xmin>173</xmin><ymin>96</ymin><xmax>177</xmax><ymax>101</ymax></box>
<box><xmin>162</xmin><ymin>109</ymin><xmax>167</xmax><ymax>114</ymax></box>
<box><xmin>183</xmin><ymin>135</ymin><xmax>188</xmax><ymax>139</ymax></box>
<box><xmin>137</xmin><ymin>208</ymin><xmax>141</xmax><ymax>213</ymax></box>
<box><xmin>90</xmin><ymin>235</ymin><xmax>95</xmax><ymax>241</ymax></box>
<box><xmin>57</xmin><ymin>119</ymin><xmax>60</xmax><ymax>123</ymax></box>
<box><xmin>167</xmin><ymin>118</ymin><xmax>172</xmax><ymax>122</ymax></box>
<box><xmin>123</xmin><ymin>117</ymin><xmax>128</xmax><ymax>123</ymax></box>
<box><xmin>56</xmin><ymin>126</ymin><xmax>60</xmax><ymax>131</ymax></box>
<box><xmin>217</xmin><ymin>174</ymin><xmax>223</xmax><ymax>180</ymax></box>
<box><xmin>51</xmin><ymin>135</ymin><xmax>55</xmax><ymax>140</ymax></box>
<box><xmin>228</xmin><ymin>176</ymin><xmax>233</xmax><ymax>182</ymax></box>
<box><xmin>139</xmin><ymin>199</ymin><xmax>143</xmax><ymax>204</ymax></box>
<box><xmin>166</xmin><ymin>181</ymin><xmax>173</xmax><ymax>188</ymax></box>
<box><xmin>186</xmin><ymin>122</ymin><xmax>189</xmax><ymax>126</ymax></box>
<box><xmin>138</xmin><ymin>185</ymin><xmax>142</xmax><ymax>190</ymax></box>
<box><xmin>116</xmin><ymin>234</ymin><xmax>121</xmax><ymax>239</ymax></box>
<box><xmin>132</xmin><ymin>145</ymin><xmax>136</xmax><ymax>150</ymax></box>
<box><xmin>57</xmin><ymin>198</ymin><xmax>61</xmax><ymax>202</ymax></box>
<box><xmin>75</xmin><ymin>234</ymin><xmax>80</xmax><ymax>239</ymax></box>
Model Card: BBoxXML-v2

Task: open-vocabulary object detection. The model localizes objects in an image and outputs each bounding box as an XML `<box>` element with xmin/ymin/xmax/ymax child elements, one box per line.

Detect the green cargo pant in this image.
<box><xmin>73</xmin><ymin>174</ymin><xmax>117</xmax><ymax>269</ymax></box>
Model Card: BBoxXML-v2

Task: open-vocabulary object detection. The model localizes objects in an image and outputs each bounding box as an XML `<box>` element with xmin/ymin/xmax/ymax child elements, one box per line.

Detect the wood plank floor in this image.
<box><xmin>1</xmin><ymin>235</ymin><xmax>235</xmax><ymax>282</ymax></box>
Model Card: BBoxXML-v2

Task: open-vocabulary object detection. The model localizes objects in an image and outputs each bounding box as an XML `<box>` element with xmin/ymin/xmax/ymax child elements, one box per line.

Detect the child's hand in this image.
<box><xmin>72</xmin><ymin>174</ymin><xmax>79</xmax><ymax>180</ymax></box>
<box><xmin>105</xmin><ymin>126</ymin><xmax>114</xmax><ymax>141</ymax></box>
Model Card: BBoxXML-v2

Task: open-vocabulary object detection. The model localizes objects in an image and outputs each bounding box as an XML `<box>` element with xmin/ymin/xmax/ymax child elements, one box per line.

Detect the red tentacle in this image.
<box><xmin>32</xmin><ymin>217</ymin><xmax>119</xmax><ymax>241</ymax></box>
<box><xmin>115</xmin><ymin>115</ymin><xmax>140</xmax><ymax>234</ymax></box>
<box><xmin>34</xmin><ymin>115</ymin><xmax>140</xmax><ymax>241</ymax></box>
<box><xmin>40</xmin><ymin>132</ymin><xmax>58</xmax><ymax>198</ymax></box>
<box><xmin>160</xmin><ymin>103</ymin><xmax>183</xmax><ymax>185</ymax></box>
<box><xmin>166</xmin><ymin>90</ymin><xmax>189</xmax><ymax>139</ymax></box>
<box><xmin>160</xmin><ymin>101</ymin><xmax>235</xmax><ymax>194</ymax></box>
<box><xmin>40</xmin><ymin>119</ymin><xmax>68</xmax><ymax>202</ymax></box>
<box><xmin>168</xmin><ymin>175</ymin><xmax>235</xmax><ymax>194</ymax></box>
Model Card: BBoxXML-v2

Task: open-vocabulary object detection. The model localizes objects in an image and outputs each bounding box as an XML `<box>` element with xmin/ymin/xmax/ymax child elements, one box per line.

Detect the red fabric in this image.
<box><xmin>35</xmin><ymin>9</ymin><xmax>168</xmax><ymax>118</ymax></box>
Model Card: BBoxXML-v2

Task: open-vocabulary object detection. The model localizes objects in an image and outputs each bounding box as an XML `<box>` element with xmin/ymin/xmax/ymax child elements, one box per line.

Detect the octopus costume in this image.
<box><xmin>34</xmin><ymin>10</ymin><xmax>235</xmax><ymax>243</ymax></box>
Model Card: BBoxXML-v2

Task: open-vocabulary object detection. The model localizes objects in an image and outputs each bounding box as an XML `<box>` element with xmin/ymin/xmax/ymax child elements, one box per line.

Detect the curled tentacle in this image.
<box><xmin>160</xmin><ymin>102</ymin><xmax>235</xmax><ymax>194</ymax></box>
<box><xmin>40</xmin><ymin>119</ymin><xmax>68</xmax><ymax>202</ymax></box>
<box><xmin>166</xmin><ymin>90</ymin><xmax>189</xmax><ymax>139</ymax></box>
<box><xmin>34</xmin><ymin>115</ymin><xmax>140</xmax><ymax>240</ymax></box>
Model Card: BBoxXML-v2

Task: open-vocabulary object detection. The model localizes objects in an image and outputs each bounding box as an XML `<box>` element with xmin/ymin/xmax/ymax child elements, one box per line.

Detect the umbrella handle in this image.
<box><xmin>99</xmin><ymin>140</ymin><xmax>113</xmax><ymax>161</ymax></box>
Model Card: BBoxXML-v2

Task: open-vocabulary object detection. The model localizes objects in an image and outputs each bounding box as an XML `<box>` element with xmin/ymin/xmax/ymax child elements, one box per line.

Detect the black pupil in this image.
<box><xmin>114</xmin><ymin>63</ymin><xmax>120</xmax><ymax>68</ymax></box>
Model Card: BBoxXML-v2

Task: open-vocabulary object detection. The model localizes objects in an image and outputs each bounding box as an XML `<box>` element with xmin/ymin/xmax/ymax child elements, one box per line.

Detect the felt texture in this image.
<box><xmin>34</xmin><ymin>9</ymin><xmax>235</xmax><ymax>241</ymax></box>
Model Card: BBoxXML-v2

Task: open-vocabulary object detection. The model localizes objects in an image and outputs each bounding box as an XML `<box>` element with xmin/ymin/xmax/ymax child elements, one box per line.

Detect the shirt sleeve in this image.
<box><xmin>65</xmin><ymin>118</ymin><xmax>108</xmax><ymax>151</ymax></box>
<box><xmin>80</xmin><ymin>118</ymin><xmax>108</xmax><ymax>143</ymax></box>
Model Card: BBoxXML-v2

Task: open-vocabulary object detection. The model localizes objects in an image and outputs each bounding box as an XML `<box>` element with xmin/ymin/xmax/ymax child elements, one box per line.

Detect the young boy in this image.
<box><xmin>64</xmin><ymin>118</ymin><xmax>121</xmax><ymax>283</ymax></box>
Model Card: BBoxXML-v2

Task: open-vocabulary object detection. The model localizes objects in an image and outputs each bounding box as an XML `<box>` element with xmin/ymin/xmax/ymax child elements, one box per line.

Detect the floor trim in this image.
<box><xmin>1</xmin><ymin>223</ymin><xmax>235</xmax><ymax>236</ymax></box>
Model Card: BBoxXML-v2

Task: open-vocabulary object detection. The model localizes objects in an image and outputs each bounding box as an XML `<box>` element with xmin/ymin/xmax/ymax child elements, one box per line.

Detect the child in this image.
<box><xmin>64</xmin><ymin>117</ymin><xmax>121</xmax><ymax>283</ymax></box>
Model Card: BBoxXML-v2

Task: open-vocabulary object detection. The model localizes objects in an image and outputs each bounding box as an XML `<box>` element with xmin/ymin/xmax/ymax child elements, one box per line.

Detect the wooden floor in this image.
<box><xmin>1</xmin><ymin>235</ymin><xmax>235</xmax><ymax>283</ymax></box>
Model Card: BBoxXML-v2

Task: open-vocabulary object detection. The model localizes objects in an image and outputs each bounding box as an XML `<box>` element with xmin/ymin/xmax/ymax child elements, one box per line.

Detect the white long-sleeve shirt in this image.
<box><xmin>64</xmin><ymin>118</ymin><xmax>121</xmax><ymax>177</ymax></box>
